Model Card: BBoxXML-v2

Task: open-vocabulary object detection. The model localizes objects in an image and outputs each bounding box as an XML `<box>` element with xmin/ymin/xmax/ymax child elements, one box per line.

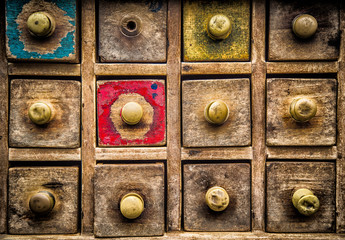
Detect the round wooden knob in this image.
<box><xmin>120</xmin><ymin>193</ymin><xmax>144</xmax><ymax>219</ymax></box>
<box><xmin>290</xmin><ymin>98</ymin><xmax>317</xmax><ymax>122</ymax></box>
<box><xmin>28</xmin><ymin>102</ymin><xmax>52</xmax><ymax>125</ymax></box>
<box><xmin>292</xmin><ymin>189</ymin><xmax>320</xmax><ymax>216</ymax></box>
<box><xmin>205</xmin><ymin>186</ymin><xmax>229</xmax><ymax>212</ymax></box>
<box><xmin>29</xmin><ymin>191</ymin><xmax>55</xmax><ymax>215</ymax></box>
<box><xmin>120</xmin><ymin>15</ymin><xmax>142</xmax><ymax>37</ymax></box>
<box><xmin>27</xmin><ymin>12</ymin><xmax>56</xmax><ymax>37</ymax></box>
<box><xmin>204</xmin><ymin>100</ymin><xmax>229</xmax><ymax>125</ymax></box>
<box><xmin>292</xmin><ymin>14</ymin><xmax>318</xmax><ymax>39</ymax></box>
<box><xmin>121</xmin><ymin>102</ymin><xmax>143</xmax><ymax>125</ymax></box>
<box><xmin>207</xmin><ymin>14</ymin><xmax>232</xmax><ymax>40</ymax></box>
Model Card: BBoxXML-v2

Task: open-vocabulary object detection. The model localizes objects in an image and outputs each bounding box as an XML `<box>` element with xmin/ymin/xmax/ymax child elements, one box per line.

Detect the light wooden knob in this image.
<box><xmin>292</xmin><ymin>14</ymin><xmax>318</xmax><ymax>39</ymax></box>
<box><xmin>207</xmin><ymin>14</ymin><xmax>232</xmax><ymax>40</ymax></box>
<box><xmin>120</xmin><ymin>193</ymin><xmax>144</xmax><ymax>219</ymax></box>
<box><xmin>290</xmin><ymin>98</ymin><xmax>317</xmax><ymax>122</ymax></box>
<box><xmin>121</xmin><ymin>102</ymin><xmax>143</xmax><ymax>125</ymax></box>
<box><xmin>27</xmin><ymin>12</ymin><xmax>55</xmax><ymax>37</ymax></box>
<box><xmin>204</xmin><ymin>100</ymin><xmax>229</xmax><ymax>125</ymax></box>
<box><xmin>28</xmin><ymin>102</ymin><xmax>52</xmax><ymax>125</ymax></box>
<box><xmin>29</xmin><ymin>191</ymin><xmax>55</xmax><ymax>215</ymax></box>
<box><xmin>292</xmin><ymin>189</ymin><xmax>320</xmax><ymax>216</ymax></box>
<box><xmin>205</xmin><ymin>186</ymin><xmax>229</xmax><ymax>212</ymax></box>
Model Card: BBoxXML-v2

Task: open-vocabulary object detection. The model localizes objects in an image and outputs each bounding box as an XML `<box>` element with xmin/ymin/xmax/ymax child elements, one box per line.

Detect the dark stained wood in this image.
<box><xmin>8</xmin><ymin>167</ymin><xmax>79</xmax><ymax>234</ymax></box>
<box><xmin>94</xmin><ymin>164</ymin><xmax>165</xmax><ymax>237</ymax></box>
<box><xmin>266</xmin><ymin>162</ymin><xmax>336</xmax><ymax>233</ymax></box>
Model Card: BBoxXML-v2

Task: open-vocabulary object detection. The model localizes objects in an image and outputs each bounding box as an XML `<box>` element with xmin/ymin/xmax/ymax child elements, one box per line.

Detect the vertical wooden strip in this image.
<box><xmin>336</xmin><ymin>3</ymin><xmax>345</xmax><ymax>233</ymax></box>
<box><xmin>251</xmin><ymin>0</ymin><xmax>266</xmax><ymax>231</ymax></box>
<box><xmin>0</xmin><ymin>0</ymin><xmax>8</xmax><ymax>233</ymax></box>
<box><xmin>167</xmin><ymin>0</ymin><xmax>182</xmax><ymax>231</ymax></box>
<box><xmin>81</xmin><ymin>0</ymin><xmax>96</xmax><ymax>233</ymax></box>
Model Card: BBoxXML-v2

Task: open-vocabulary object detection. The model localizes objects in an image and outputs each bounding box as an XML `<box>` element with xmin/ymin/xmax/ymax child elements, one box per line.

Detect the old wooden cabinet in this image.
<box><xmin>1</xmin><ymin>0</ymin><xmax>345</xmax><ymax>239</ymax></box>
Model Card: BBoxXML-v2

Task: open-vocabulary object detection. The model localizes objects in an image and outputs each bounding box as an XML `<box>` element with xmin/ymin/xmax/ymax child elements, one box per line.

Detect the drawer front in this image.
<box><xmin>266</xmin><ymin>162</ymin><xmax>336</xmax><ymax>233</ymax></box>
<box><xmin>183</xmin><ymin>0</ymin><xmax>250</xmax><ymax>61</ymax></box>
<box><xmin>8</xmin><ymin>167</ymin><xmax>79</xmax><ymax>234</ymax></box>
<box><xmin>182</xmin><ymin>79</ymin><xmax>251</xmax><ymax>147</ymax></box>
<box><xmin>6</xmin><ymin>0</ymin><xmax>78</xmax><ymax>62</ymax></box>
<box><xmin>97</xmin><ymin>80</ymin><xmax>166</xmax><ymax>146</ymax></box>
<box><xmin>183</xmin><ymin>163</ymin><xmax>251</xmax><ymax>231</ymax></box>
<box><xmin>266</xmin><ymin>78</ymin><xmax>336</xmax><ymax>146</ymax></box>
<box><xmin>268</xmin><ymin>0</ymin><xmax>339</xmax><ymax>61</ymax></box>
<box><xmin>9</xmin><ymin>79</ymin><xmax>81</xmax><ymax>148</ymax></box>
<box><xmin>98</xmin><ymin>0</ymin><xmax>167</xmax><ymax>62</ymax></box>
<box><xmin>94</xmin><ymin>164</ymin><xmax>165</xmax><ymax>237</ymax></box>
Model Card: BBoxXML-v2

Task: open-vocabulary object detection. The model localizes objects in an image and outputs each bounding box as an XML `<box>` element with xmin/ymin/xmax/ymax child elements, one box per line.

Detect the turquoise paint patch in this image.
<box><xmin>6</xmin><ymin>0</ymin><xmax>76</xmax><ymax>60</ymax></box>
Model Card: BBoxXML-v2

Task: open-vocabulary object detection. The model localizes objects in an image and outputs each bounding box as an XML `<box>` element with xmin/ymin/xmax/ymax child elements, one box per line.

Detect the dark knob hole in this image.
<box><xmin>127</xmin><ymin>21</ymin><xmax>137</xmax><ymax>31</ymax></box>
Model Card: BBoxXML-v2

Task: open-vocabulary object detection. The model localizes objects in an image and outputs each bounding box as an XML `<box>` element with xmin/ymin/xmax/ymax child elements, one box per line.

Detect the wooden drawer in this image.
<box><xmin>183</xmin><ymin>0</ymin><xmax>250</xmax><ymax>61</ymax></box>
<box><xmin>97</xmin><ymin>80</ymin><xmax>166</xmax><ymax>146</ymax></box>
<box><xmin>98</xmin><ymin>0</ymin><xmax>167</xmax><ymax>62</ymax></box>
<box><xmin>268</xmin><ymin>0</ymin><xmax>339</xmax><ymax>61</ymax></box>
<box><xmin>183</xmin><ymin>163</ymin><xmax>251</xmax><ymax>231</ymax></box>
<box><xmin>182</xmin><ymin>79</ymin><xmax>251</xmax><ymax>147</ymax></box>
<box><xmin>266</xmin><ymin>162</ymin><xmax>336</xmax><ymax>233</ymax></box>
<box><xmin>8</xmin><ymin>167</ymin><xmax>79</xmax><ymax>234</ymax></box>
<box><xmin>94</xmin><ymin>163</ymin><xmax>165</xmax><ymax>237</ymax></box>
<box><xmin>9</xmin><ymin>79</ymin><xmax>81</xmax><ymax>148</ymax></box>
<box><xmin>6</xmin><ymin>0</ymin><xmax>78</xmax><ymax>62</ymax></box>
<box><xmin>266</xmin><ymin>78</ymin><xmax>336</xmax><ymax>146</ymax></box>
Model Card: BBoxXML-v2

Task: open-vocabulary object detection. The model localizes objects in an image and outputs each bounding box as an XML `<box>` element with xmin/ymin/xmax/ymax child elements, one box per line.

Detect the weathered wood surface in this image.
<box><xmin>181</xmin><ymin>62</ymin><xmax>251</xmax><ymax>75</ymax></box>
<box><xmin>94</xmin><ymin>164</ymin><xmax>165</xmax><ymax>237</ymax></box>
<box><xmin>96</xmin><ymin>147</ymin><xmax>167</xmax><ymax>161</ymax></box>
<box><xmin>183</xmin><ymin>0</ymin><xmax>250</xmax><ymax>61</ymax></box>
<box><xmin>8</xmin><ymin>167</ymin><xmax>79</xmax><ymax>234</ymax></box>
<box><xmin>95</xmin><ymin>64</ymin><xmax>167</xmax><ymax>76</ymax></box>
<box><xmin>9</xmin><ymin>148</ymin><xmax>81</xmax><ymax>161</ymax></box>
<box><xmin>6</xmin><ymin>0</ymin><xmax>78</xmax><ymax>62</ymax></box>
<box><xmin>8</xmin><ymin>63</ymin><xmax>81</xmax><ymax>76</ymax></box>
<box><xmin>182</xmin><ymin>79</ymin><xmax>251</xmax><ymax>147</ymax></box>
<box><xmin>267</xmin><ymin>146</ymin><xmax>337</xmax><ymax>160</ymax></box>
<box><xmin>266</xmin><ymin>162</ymin><xmax>336</xmax><ymax>233</ymax></box>
<box><xmin>181</xmin><ymin>147</ymin><xmax>252</xmax><ymax>160</ymax></box>
<box><xmin>98</xmin><ymin>0</ymin><xmax>167</xmax><ymax>62</ymax></box>
<box><xmin>267</xmin><ymin>62</ymin><xmax>338</xmax><ymax>74</ymax></box>
<box><xmin>268</xmin><ymin>0</ymin><xmax>340</xmax><ymax>61</ymax></box>
<box><xmin>267</xmin><ymin>78</ymin><xmax>337</xmax><ymax>146</ymax></box>
<box><xmin>183</xmin><ymin>163</ymin><xmax>251</xmax><ymax>231</ymax></box>
<box><xmin>9</xmin><ymin>79</ymin><xmax>80</xmax><ymax>148</ymax></box>
<box><xmin>97</xmin><ymin>80</ymin><xmax>166</xmax><ymax>146</ymax></box>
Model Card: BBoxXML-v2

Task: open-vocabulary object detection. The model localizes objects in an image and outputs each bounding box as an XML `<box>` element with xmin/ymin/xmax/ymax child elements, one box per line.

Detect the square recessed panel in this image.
<box><xmin>98</xmin><ymin>0</ymin><xmax>167</xmax><ymax>62</ymax></box>
<box><xmin>6</xmin><ymin>0</ymin><xmax>78</xmax><ymax>62</ymax></box>
<box><xmin>266</xmin><ymin>162</ymin><xmax>335</xmax><ymax>233</ymax></box>
<box><xmin>182</xmin><ymin>79</ymin><xmax>251</xmax><ymax>147</ymax></box>
<box><xmin>266</xmin><ymin>78</ymin><xmax>336</xmax><ymax>146</ymax></box>
<box><xmin>8</xmin><ymin>167</ymin><xmax>79</xmax><ymax>234</ymax></box>
<box><xmin>183</xmin><ymin>0</ymin><xmax>250</xmax><ymax>61</ymax></box>
<box><xmin>94</xmin><ymin>164</ymin><xmax>165</xmax><ymax>237</ymax></box>
<box><xmin>97</xmin><ymin>80</ymin><xmax>166</xmax><ymax>146</ymax></box>
<box><xmin>9</xmin><ymin>79</ymin><xmax>81</xmax><ymax>148</ymax></box>
<box><xmin>183</xmin><ymin>163</ymin><xmax>251</xmax><ymax>231</ymax></box>
<box><xmin>268</xmin><ymin>0</ymin><xmax>339</xmax><ymax>61</ymax></box>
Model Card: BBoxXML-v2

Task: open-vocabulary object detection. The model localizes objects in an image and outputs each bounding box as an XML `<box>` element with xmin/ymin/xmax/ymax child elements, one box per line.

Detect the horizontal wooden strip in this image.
<box><xmin>9</xmin><ymin>148</ymin><xmax>81</xmax><ymax>161</ymax></box>
<box><xmin>267</xmin><ymin>146</ymin><xmax>337</xmax><ymax>160</ymax></box>
<box><xmin>181</xmin><ymin>147</ymin><xmax>253</xmax><ymax>160</ymax></box>
<box><xmin>181</xmin><ymin>62</ymin><xmax>252</xmax><ymax>75</ymax></box>
<box><xmin>94</xmin><ymin>63</ymin><xmax>167</xmax><ymax>76</ymax></box>
<box><xmin>8</xmin><ymin>63</ymin><xmax>81</xmax><ymax>76</ymax></box>
<box><xmin>267</xmin><ymin>62</ymin><xmax>338</xmax><ymax>74</ymax></box>
<box><xmin>96</xmin><ymin>147</ymin><xmax>167</xmax><ymax>160</ymax></box>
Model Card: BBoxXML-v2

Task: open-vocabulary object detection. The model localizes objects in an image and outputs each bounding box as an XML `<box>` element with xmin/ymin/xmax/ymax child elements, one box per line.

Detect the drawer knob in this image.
<box><xmin>120</xmin><ymin>15</ymin><xmax>142</xmax><ymax>37</ymax></box>
<box><xmin>289</xmin><ymin>98</ymin><xmax>317</xmax><ymax>122</ymax></box>
<box><xmin>207</xmin><ymin>14</ymin><xmax>232</xmax><ymax>40</ymax></box>
<box><xmin>204</xmin><ymin>100</ymin><xmax>229</xmax><ymax>125</ymax></box>
<box><xmin>27</xmin><ymin>12</ymin><xmax>56</xmax><ymax>38</ymax></box>
<box><xmin>29</xmin><ymin>191</ymin><xmax>55</xmax><ymax>215</ymax></box>
<box><xmin>292</xmin><ymin>189</ymin><xmax>320</xmax><ymax>216</ymax></box>
<box><xmin>28</xmin><ymin>102</ymin><xmax>53</xmax><ymax>125</ymax></box>
<box><xmin>205</xmin><ymin>186</ymin><xmax>229</xmax><ymax>212</ymax></box>
<box><xmin>121</xmin><ymin>102</ymin><xmax>143</xmax><ymax>125</ymax></box>
<box><xmin>120</xmin><ymin>193</ymin><xmax>144</xmax><ymax>219</ymax></box>
<box><xmin>292</xmin><ymin>14</ymin><xmax>318</xmax><ymax>39</ymax></box>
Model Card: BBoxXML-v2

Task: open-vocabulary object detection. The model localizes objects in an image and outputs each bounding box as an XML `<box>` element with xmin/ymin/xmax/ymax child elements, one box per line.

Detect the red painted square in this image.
<box><xmin>97</xmin><ymin>80</ymin><xmax>166</xmax><ymax>146</ymax></box>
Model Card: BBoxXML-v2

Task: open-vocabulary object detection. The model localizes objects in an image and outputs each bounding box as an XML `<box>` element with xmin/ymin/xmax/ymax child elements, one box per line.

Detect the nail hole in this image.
<box><xmin>126</xmin><ymin>21</ymin><xmax>136</xmax><ymax>31</ymax></box>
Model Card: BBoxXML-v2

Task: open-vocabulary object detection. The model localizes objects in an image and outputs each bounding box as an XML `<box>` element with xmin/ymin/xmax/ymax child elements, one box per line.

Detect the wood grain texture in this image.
<box><xmin>6</xmin><ymin>0</ymin><xmax>78</xmax><ymax>62</ymax></box>
<box><xmin>267</xmin><ymin>146</ymin><xmax>337</xmax><ymax>160</ymax></box>
<box><xmin>9</xmin><ymin>79</ymin><xmax>81</xmax><ymax>148</ymax></box>
<box><xmin>95</xmin><ymin>147</ymin><xmax>167</xmax><ymax>161</ymax></box>
<box><xmin>267</xmin><ymin>62</ymin><xmax>338</xmax><ymax>74</ymax></box>
<box><xmin>183</xmin><ymin>163</ymin><xmax>251</xmax><ymax>231</ymax></box>
<box><xmin>181</xmin><ymin>147</ymin><xmax>252</xmax><ymax>160</ymax></box>
<box><xmin>9</xmin><ymin>148</ymin><xmax>81</xmax><ymax>161</ymax></box>
<box><xmin>94</xmin><ymin>64</ymin><xmax>166</xmax><ymax>76</ymax></box>
<box><xmin>182</xmin><ymin>79</ymin><xmax>251</xmax><ymax>147</ymax></box>
<box><xmin>98</xmin><ymin>0</ymin><xmax>167</xmax><ymax>62</ymax></box>
<box><xmin>8</xmin><ymin>63</ymin><xmax>81</xmax><ymax>76</ymax></box>
<box><xmin>8</xmin><ymin>167</ymin><xmax>79</xmax><ymax>234</ymax></box>
<box><xmin>268</xmin><ymin>0</ymin><xmax>340</xmax><ymax>61</ymax></box>
<box><xmin>266</xmin><ymin>162</ymin><xmax>336</xmax><ymax>233</ymax></box>
<box><xmin>183</xmin><ymin>0</ymin><xmax>250</xmax><ymax>61</ymax></box>
<box><xmin>181</xmin><ymin>62</ymin><xmax>251</xmax><ymax>75</ymax></box>
<box><xmin>94</xmin><ymin>164</ymin><xmax>165</xmax><ymax>237</ymax></box>
<box><xmin>267</xmin><ymin>78</ymin><xmax>337</xmax><ymax>146</ymax></box>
